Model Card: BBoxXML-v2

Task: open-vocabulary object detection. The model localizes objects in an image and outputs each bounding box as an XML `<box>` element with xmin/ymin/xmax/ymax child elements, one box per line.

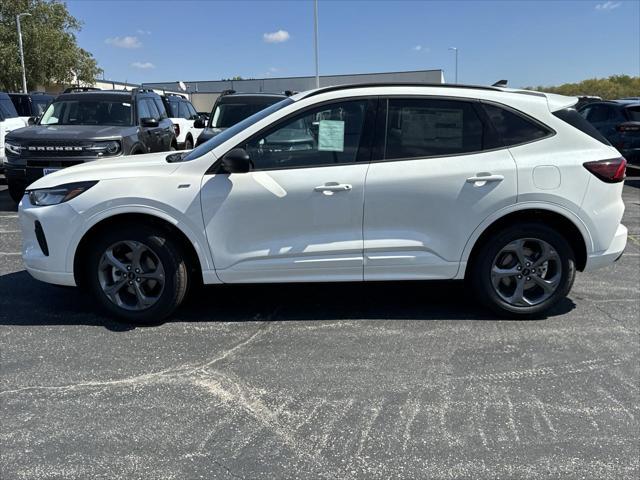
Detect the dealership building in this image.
<box><xmin>144</xmin><ymin>69</ymin><xmax>445</xmax><ymax>112</ymax></box>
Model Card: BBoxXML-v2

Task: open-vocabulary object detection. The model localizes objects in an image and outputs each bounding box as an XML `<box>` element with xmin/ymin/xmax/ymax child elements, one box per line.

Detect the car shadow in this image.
<box><xmin>0</xmin><ymin>186</ymin><xmax>18</xmax><ymax>212</ymax></box>
<box><xmin>0</xmin><ymin>270</ymin><xmax>576</xmax><ymax>331</ymax></box>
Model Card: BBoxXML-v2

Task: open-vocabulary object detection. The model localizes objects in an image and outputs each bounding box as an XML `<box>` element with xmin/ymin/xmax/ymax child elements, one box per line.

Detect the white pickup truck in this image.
<box><xmin>0</xmin><ymin>93</ymin><xmax>27</xmax><ymax>172</ymax></box>
<box><xmin>160</xmin><ymin>94</ymin><xmax>203</xmax><ymax>150</ymax></box>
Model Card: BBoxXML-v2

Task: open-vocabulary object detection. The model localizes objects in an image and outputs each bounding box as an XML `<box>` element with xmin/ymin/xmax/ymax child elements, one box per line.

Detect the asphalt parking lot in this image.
<box><xmin>0</xmin><ymin>178</ymin><xmax>638</xmax><ymax>480</ymax></box>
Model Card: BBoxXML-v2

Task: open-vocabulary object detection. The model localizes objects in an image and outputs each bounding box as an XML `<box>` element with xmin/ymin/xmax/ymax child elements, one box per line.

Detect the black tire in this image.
<box><xmin>8</xmin><ymin>181</ymin><xmax>25</xmax><ymax>203</ymax></box>
<box><xmin>184</xmin><ymin>137</ymin><xmax>193</xmax><ymax>150</ymax></box>
<box><xmin>84</xmin><ymin>224</ymin><xmax>188</xmax><ymax>324</ymax></box>
<box><xmin>470</xmin><ymin>222</ymin><xmax>576</xmax><ymax>318</ymax></box>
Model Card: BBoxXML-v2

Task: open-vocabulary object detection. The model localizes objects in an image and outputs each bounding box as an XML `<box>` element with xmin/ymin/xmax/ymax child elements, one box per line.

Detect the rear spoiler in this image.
<box><xmin>544</xmin><ymin>92</ymin><xmax>579</xmax><ymax>112</ymax></box>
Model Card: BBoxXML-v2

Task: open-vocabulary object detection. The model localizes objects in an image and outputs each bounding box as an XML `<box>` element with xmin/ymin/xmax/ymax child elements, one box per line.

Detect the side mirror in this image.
<box><xmin>616</xmin><ymin>121</ymin><xmax>640</xmax><ymax>133</ymax></box>
<box><xmin>27</xmin><ymin>116</ymin><xmax>37</xmax><ymax>126</ymax></box>
<box><xmin>140</xmin><ymin>117</ymin><xmax>159</xmax><ymax>128</ymax></box>
<box><xmin>221</xmin><ymin>148</ymin><xmax>251</xmax><ymax>173</ymax></box>
<box><xmin>193</xmin><ymin>118</ymin><xmax>205</xmax><ymax>129</ymax></box>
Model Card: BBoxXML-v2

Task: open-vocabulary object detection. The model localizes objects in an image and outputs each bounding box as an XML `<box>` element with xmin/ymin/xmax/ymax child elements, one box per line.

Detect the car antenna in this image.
<box><xmin>492</xmin><ymin>79</ymin><xmax>508</xmax><ymax>87</ymax></box>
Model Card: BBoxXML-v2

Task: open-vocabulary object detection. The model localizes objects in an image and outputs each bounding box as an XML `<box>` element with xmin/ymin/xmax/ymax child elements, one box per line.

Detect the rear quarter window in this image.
<box><xmin>553</xmin><ymin>108</ymin><xmax>611</xmax><ymax>145</ymax></box>
<box><xmin>482</xmin><ymin>103</ymin><xmax>552</xmax><ymax>147</ymax></box>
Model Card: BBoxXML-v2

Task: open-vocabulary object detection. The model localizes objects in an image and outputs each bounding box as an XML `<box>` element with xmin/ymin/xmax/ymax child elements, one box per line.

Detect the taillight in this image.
<box><xmin>173</xmin><ymin>124</ymin><xmax>180</xmax><ymax>137</ymax></box>
<box><xmin>616</xmin><ymin>122</ymin><xmax>640</xmax><ymax>133</ymax></box>
<box><xmin>583</xmin><ymin>157</ymin><xmax>626</xmax><ymax>183</ymax></box>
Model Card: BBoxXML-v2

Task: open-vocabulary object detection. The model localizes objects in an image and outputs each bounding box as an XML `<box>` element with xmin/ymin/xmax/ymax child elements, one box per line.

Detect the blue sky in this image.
<box><xmin>68</xmin><ymin>0</ymin><xmax>640</xmax><ymax>88</ymax></box>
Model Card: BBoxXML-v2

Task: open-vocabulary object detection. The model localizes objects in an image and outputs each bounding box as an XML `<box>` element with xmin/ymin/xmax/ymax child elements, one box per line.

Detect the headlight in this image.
<box><xmin>5</xmin><ymin>141</ymin><xmax>24</xmax><ymax>156</ymax></box>
<box><xmin>27</xmin><ymin>181</ymin><xmax>98</xmax><ymax>206</ymax></box>
<box><xmin>86</xmin><ymin>140</ymin><xmax>121</xmax><ymax>156</ymax></box>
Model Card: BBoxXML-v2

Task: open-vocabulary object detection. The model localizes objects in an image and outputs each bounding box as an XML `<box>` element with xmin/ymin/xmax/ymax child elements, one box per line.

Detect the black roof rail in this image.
<box><xmin>301</xmin><ymin>82</ymin><xmax>504</xmax><ymax>99</ymax></box>
<box><xmin>219</xmin><ymin>89</ymin><xmax>236</xmax><ymax>97</ymax></box>
<box><xmin>29</xmin><ymin>91</ymin><xmax>50</xmax><ymax>95</ymax></box>
<box><xmin>284</xmin><ymin>90</ymin><xmax>298</xmax><ymax>96</ymax></box>
<box><xmin>62</xmin><ymin>86</ymin><xmax>101</xmax><ymax>93</ymax></box>
<box><xmin>131</xmin><ymin>88</ymin><xmax>157</xmax><ymax>95</ymax></box>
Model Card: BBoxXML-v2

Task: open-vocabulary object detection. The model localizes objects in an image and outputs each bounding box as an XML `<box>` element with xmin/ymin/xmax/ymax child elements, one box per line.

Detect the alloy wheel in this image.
<box><xmin>98</xmin><ymin>240</ymin><xmax>165</xmax><ymax>311</ymax></box>
<box><xmin>490</xmin><ymin>238</ymin><xmax>562</xmax><ymax>307</ymax></box>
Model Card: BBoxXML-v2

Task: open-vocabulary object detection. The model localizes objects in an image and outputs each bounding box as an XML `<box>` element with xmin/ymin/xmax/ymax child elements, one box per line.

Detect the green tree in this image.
<box><xmin>0</xmin><ymin>0</ymin><xmax>101</xmax><ymax>91</ymax></box>
<box><xmin>527</xmin><ymin>75</ymin><xmax>640</xmax><ymax>100</ymax></box>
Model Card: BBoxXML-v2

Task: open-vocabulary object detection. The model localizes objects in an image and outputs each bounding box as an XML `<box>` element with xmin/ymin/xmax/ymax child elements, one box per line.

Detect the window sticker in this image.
<box><xmin>318</xmin><ymin>120</ymin><xmax>345</xmax><ymax>152</ymax></box>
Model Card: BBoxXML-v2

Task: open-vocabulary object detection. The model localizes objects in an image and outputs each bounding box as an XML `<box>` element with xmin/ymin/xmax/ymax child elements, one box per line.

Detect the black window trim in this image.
<box><xmin>208</xmin><ymin>96</ymin><xmax>379</xmax><ymax>174</ymax></box>
<box><xmin>370</xmin><ymin>94</ymin><xmax>507</xmax><ymax>164</ymax></box>
<box><xmin>480</xmin><ymin>99</ymin><xmax>556</xmax><ymax>149</ymax></box>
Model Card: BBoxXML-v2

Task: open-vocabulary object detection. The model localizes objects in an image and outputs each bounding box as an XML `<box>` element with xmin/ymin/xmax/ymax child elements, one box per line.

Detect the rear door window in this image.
<box><xmin>482</xmin><ymin>103</ymin><xmax>552</xmax><ymax>146</ymax></box>
<box><xmin>382</xmin><ymin>98</ymin><xmax>484</xmax><ymax>160</ymax></box>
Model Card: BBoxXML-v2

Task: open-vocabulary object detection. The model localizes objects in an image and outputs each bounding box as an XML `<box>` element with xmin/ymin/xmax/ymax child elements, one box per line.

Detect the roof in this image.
<box><xmin>216</xmin><ymin>93</ymin><xmax>287</xmax><ymax>104</ymax></box>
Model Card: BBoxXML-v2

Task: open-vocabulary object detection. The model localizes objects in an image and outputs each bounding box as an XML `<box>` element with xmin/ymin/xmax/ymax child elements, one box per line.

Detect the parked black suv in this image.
<box><xmin>9</xmin><ymin>92</ymin><xmax>55</xmax><ymax>121</ymax></box>
<box><xmin>579</xmin><ymin>100</ymin><xmax>640</xmax><ymax>166</ymax></box>
<box><xmin>4</xmin><ymin>88</ymin><xmax>177</xmax><ymax>202</ymax></box>
<box><xmin>195</xmin><ymin>91</ymin><xmax>288</xmax><ymax>146</ymax></box>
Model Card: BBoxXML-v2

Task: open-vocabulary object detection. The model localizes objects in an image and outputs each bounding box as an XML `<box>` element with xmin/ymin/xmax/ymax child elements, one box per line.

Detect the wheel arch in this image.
<box><xmin>462</xmin><ymin>205</ymin><xmax>591</xmax><ymax>277</ymax></box>
<box><xmin>72</xmin><ymin>212</ymin><xmax>208</xmax><ymax>287</ymax></box>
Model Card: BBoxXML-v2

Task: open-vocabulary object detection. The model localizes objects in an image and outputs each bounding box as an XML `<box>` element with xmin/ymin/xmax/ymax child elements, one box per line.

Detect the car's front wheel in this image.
<box><xmin>84</xmin><ymin>224</ymin><xmax>189</xmax><ymax>323</ymax></box>
<box><xmin>470</xmin><ymin>223</ymin><xmax>576</xmax><ymax>318</ymax></box>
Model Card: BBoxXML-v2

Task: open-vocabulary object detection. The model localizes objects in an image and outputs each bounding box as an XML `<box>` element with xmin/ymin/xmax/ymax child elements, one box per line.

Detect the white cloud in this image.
<box><xmin>595</xmin><ymin>1</ymin><xmax>621</xmax><ymax>10</ymax></box>
<box><xmin>412</xmin><ymin>45</ymin><xmax>429</xmax><ymax>53</ymax></box>
<box><xmin>131</xmin><ymin>61</ymin><xmax>155</xmax><ymax>69</ymax></box>
<box><xmin>263</xmin><ymin>30</ymin><xmax>290</xmax><ymax>43</ymax></box>
<box><xmin>105</xmin><ymin>36</ymin><xmax>142</xmax><ymax>49</ymax></box>
<box><xmin>413</xmin><ymin>45</ymin><xmax>423</xmax><ymax>51</ymax></box>
<box><xmin>136</xmin><ymin>29</ymin><xmax>152</xmax><ymax>35</ymax></box>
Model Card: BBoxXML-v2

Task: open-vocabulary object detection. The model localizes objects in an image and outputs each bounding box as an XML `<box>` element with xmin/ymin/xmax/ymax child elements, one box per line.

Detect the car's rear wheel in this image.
<box><xmin>470</xmin><ymin>223</ymin><xmax>576</xmax><ymax>318</ymax></box>
<box><xmin>84</xmin><ymin>224</ymin><xmax>188</xmax><ymax>323</ymax></box>
<box><xmin>8</xmin><ymin>180</ymin><xmax>25</xmax><ymax>203</ymax></box>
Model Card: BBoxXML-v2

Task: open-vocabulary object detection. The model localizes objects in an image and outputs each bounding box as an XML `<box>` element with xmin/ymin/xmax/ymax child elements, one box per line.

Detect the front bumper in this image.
<box><xmin>584</xmin><ymin>223</ymin><xmax>628</xmax><ymax>272</ymax></box>
<box><xmin>19</xmin><ymin>196</ymin><xmax>81</xmax><ymax>287</ymax></box>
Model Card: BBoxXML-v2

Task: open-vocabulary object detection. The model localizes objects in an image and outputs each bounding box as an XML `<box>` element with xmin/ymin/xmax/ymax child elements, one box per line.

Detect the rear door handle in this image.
<box><xmin>314</xmin><ymin>182</ymin><xmax>353</xmax><ymax>194</ymax></box>
<box><xmin>466</xmin><ymin>174</ymin><xmax>504</xmax><ymax>184</ymax></box>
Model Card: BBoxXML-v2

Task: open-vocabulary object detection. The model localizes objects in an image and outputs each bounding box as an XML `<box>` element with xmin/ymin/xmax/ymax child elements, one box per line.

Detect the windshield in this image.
<box><xmin>40</xmin><ymin>99</ymin><xmax>133</xmax><ymax>126</ymax></box>
<box><xmin>0</xmin><ymin>98</ymin><xmax>19</xmax><ymax>120</ymax></box>
<box><xmin>210</xmin><ymin>101</ymin><xmax>282</xmax><ymax>128</ymax></box>
<box><xmin>184</xmin><ymin>97</ymin><xmax>294</xmax><ymax>161</ymax></box>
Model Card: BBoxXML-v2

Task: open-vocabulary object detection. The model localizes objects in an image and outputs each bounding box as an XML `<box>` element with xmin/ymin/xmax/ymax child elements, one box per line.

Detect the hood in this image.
<box><xmin>27</xmin><ymin>151</ymin><xmax>180</xmax><ymax>190</ymax></box>
<box><xmin>8</xmin><ymin>124</ymin><xmax>130</xmax><ymax>141</ymax></box>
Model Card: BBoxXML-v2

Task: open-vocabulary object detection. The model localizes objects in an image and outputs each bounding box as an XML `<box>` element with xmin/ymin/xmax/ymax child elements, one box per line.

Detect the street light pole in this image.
<box><xmin>17</xmin><ymin>13</ymin><xmax>31</xmax><ymax>94</ymax></box>
<box><xmin>313</xmin><ymin>0</ymin><xmax>320</xmax><ymax>88</ymax></box>
<box><xmin>448</xmin><ymin>47</ymin><xmax>458</xmax><ymax>84</ymax></box>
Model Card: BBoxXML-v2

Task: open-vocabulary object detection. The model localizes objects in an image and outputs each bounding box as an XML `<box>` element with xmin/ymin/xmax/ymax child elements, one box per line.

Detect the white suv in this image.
<box><xmin>18</xmin><ymin>84</ymin><xmax>628</xmax><ymax>322</ymax></box>
<box><xmin>161</xmin><ymin>94</ymin><xmax>203</xmax><ymax>150</ymax></box>
<box><xmin>1</xmin><ymin>93</ymin><xmax>27</xmax><ymax>171</ymax></box>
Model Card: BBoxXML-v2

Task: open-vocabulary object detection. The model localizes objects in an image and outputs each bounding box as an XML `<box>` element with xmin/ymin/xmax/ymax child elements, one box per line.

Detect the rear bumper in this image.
<box><xmin>584</xmin><ymin>223</ymin><xmax>628</xmax><ymax>272</ymax></box>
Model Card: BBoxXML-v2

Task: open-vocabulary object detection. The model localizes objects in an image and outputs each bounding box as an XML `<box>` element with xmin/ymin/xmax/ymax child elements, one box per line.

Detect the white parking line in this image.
<box><xmin>0</xmin><ymin>252</ymin><xmax>21</xmax><ymax>255</ymax></box>
<box><xmin>0</xmin><ymin>230</ymin><xmax>20</xmax><ymax>234</ymax></box>
<box><xmin>0</xmin><ymin>215</ymin><xmax>18</xmax><ymax>218</ymax></box>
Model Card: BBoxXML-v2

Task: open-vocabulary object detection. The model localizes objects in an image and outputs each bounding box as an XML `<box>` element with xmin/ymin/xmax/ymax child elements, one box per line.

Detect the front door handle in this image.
<box><xmin>314</xmin><ymin>182</ymin><xmax>353</xmax><ymax>195</ymax></box>
<box><xmin>466</xmin><ymin>174</ymin><xmax>504</xmax><ymax>185</ymax></box>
